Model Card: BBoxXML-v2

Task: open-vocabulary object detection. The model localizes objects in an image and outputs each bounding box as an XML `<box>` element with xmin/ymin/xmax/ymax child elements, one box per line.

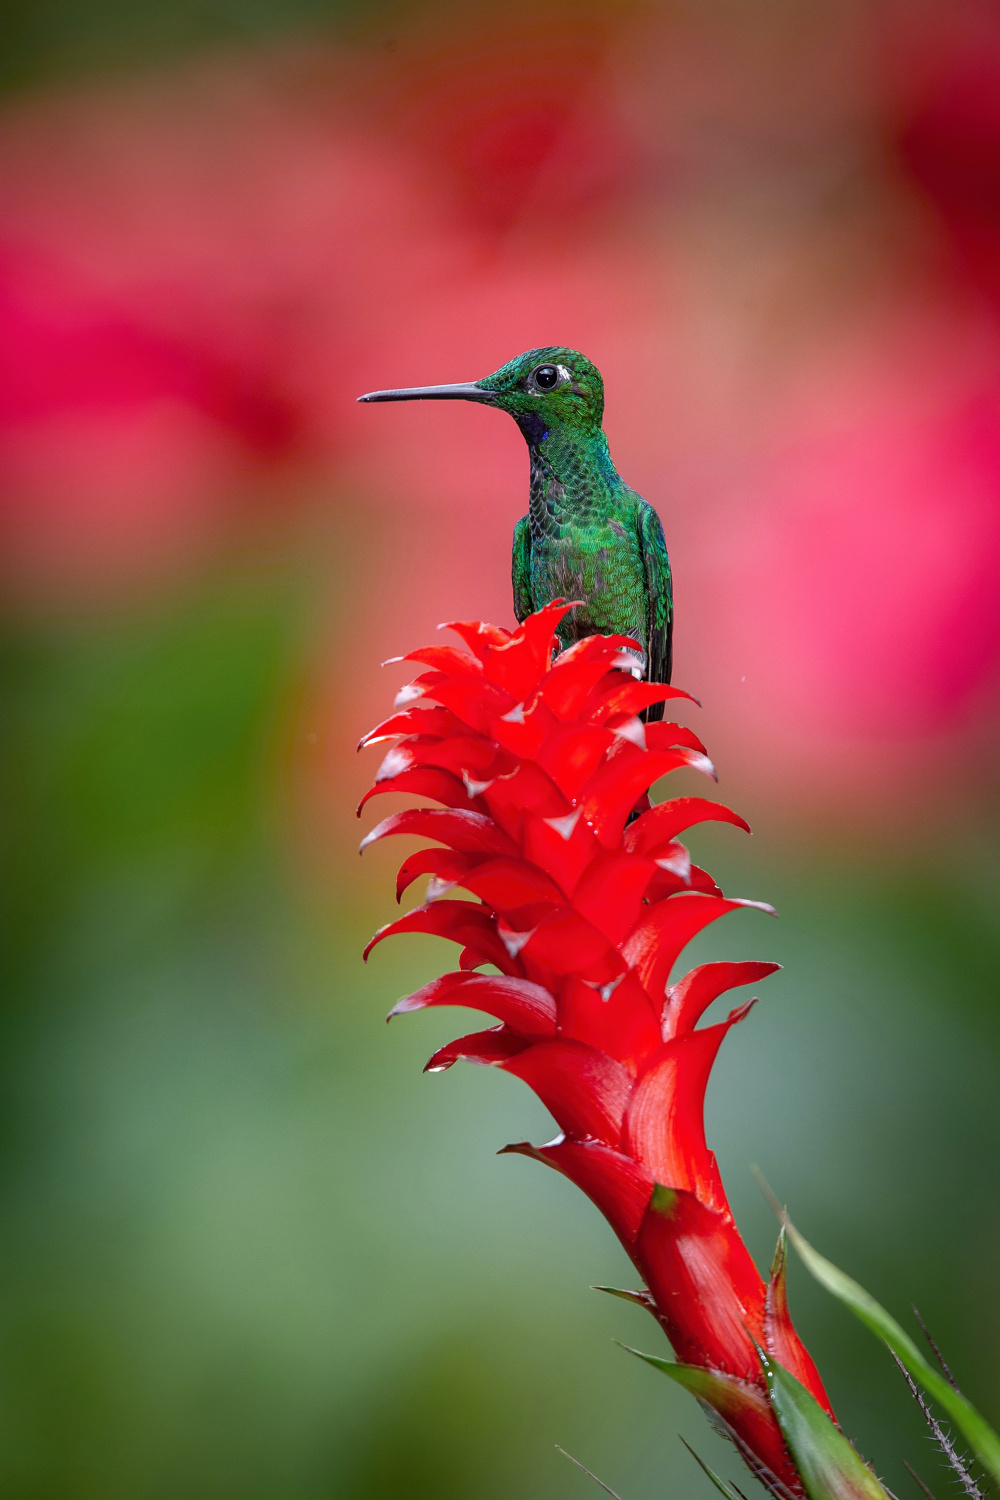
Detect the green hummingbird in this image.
<box><xmin>358</xmin><ymin>347</ymin><xmax>672</xmax><ymax>713</ymax></box>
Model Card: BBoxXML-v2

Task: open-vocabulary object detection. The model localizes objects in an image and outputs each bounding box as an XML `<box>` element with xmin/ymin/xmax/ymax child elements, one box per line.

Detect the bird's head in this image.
<box><xmin>357</xmin><ymin>347</ymin><xmax>604</xmax><ymax>444</ymax></box>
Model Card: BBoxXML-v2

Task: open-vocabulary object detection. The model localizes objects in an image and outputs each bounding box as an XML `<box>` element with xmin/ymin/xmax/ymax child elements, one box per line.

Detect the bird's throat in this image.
<box><xmin>525</xmin><ymin>425</ymin><xmax>616</xmax><ymax>533</ymax></box>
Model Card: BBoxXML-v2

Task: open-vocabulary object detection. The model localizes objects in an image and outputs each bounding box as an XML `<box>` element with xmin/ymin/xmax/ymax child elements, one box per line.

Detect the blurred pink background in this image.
<box><xmin>5</xmin><ymin>0</ymin><xmax>1000</xmax><ymax>824</ymax></box>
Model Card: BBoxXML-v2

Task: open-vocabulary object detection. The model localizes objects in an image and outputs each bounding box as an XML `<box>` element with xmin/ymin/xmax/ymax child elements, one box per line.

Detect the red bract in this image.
<box><xmin>360</xmin><ymin>602</ymin><xmax>832</xmax><ymax>1494</ymax></box>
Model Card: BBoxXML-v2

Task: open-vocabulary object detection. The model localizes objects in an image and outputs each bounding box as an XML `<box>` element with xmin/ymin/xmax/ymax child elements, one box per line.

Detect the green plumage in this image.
<box><xmin>358</xmin><ymin>345</ymin><xmax>673</xmax><ymax>706</ymax></box>
<box><xmin>487</xmin><ymin>348</ymin><xmax>673</xmax><ymax>700</ymax></box>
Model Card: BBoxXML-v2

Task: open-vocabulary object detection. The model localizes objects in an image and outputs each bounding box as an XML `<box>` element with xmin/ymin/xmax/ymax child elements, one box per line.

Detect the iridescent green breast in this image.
<box><xmin>528</xmin><ymin>518</ymin><xmax>647</xmax><ymax>648</ymax></box>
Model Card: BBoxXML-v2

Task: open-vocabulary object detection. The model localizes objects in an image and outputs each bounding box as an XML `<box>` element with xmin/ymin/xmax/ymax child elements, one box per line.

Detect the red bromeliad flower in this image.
<box><xmin>360</xmin><ymin>602</ymin><xmax>833</xmax><ymax>1495</ymax></box>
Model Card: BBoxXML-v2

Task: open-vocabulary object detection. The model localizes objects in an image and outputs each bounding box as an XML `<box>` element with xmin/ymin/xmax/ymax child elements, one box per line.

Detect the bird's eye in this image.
<box><xmin>532</xmin><ymin>364</ymin><xmax>560</xmax><ymax>390</ymax></box>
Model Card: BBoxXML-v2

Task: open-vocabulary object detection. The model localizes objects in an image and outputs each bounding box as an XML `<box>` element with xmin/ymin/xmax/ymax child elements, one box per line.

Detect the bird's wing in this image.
<box><xmin>512</xmin><ymin>514</ymin><xmax>532</xmax><ymax>624</ymax></box>
<box><xmin>638</xmin><ymin>501</ymin><xmax>673</xmax><ymax>711</ymax></box>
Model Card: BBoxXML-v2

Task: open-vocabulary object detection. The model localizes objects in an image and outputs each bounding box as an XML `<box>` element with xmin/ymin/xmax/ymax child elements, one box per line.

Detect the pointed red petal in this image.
<box><xmin>642</xmin><ymin>872</ymin><xmax>685</xmax><ymax>902</ymax></box>
<box><xmin>500</xmin><ymin>1138</ymin><xmax>653</xmax><ymax>1247</ymax></box>
<box><xmin>520</xmin><ymin>808</ymin><xmax>600</xmax><ymax>896</ymax></box>
<box><xmin>484</xmin><ymin>600</ymin><xmax>577</xmax><ymax>698</ymax></box>
<box><xmin>394</xmin><ymin>645</ymin><xmax>483</xmax><ymax>678</ymax></box>
<box><xmin>643</xmin><ymin>862</ymin><xmax>723</xmax><ymax>903</ymax></box>
<box><xmin>635</xmin><ymin>1185</ymin><xmax>766</xmax><ymax>1380</ymax></box>
<box><xmin>360</xmin><ymin>808</ymin><xmax>517</xmax><ymax>858</ymax></box>
<box><xmin>457</xmin><ymin>856</ymin><xmax>565</xmax><ymax>912</ymax></box>
<box><xmin>535</xmin><ymin>724</ymin><xmax>614</xmax><ymax>801</ymax></box>
<box><xmin>359</xmin><ymin>705</ymin><xmax>470</xmax><ymax>748</ymax></box>
<box><xmin>389</xmin><ymin>971</ymin><xmax>557</xmax><ymax>1036</ymax></box>
<box><xmin>557</xmin><ymin>635</ymin><xmax>644</xmax><ymax>665</ymax></box>
<box><xmin>625</xmin><ymin>1005</ymin><xmax>756</xmax><ymax>1209</ymax></box>
<box><xmin>588</xmin><ymin>678</ymin><xmax>700</xmax><ymax>722</ymax></box>
<box><xmin>395</xmin><ymin>848</ymin><xmax>481</xmax><ymax>902</ymax></box>
<box><xmin>571</xmin><ymin>852</ymin><xmax>658</xmax><ymax>946</ymax></box>
<box><xmin>558</xmin><ymin>973</ymin><xmax>662</xmax><ymax>1072</ymax></box>
<box><xmin>440</xmin><ymin>619</ymin><xmax>512</xmax><ymax>658</ymax></box>
<box><xmin>481</xmin><ymin>762</ymin><xmax>569</xmax><ymax>840</ymax></box>
<box><xmin>364</xmin><ymin>900</ymin><xmax>516</xmax><ymax>974</ymax></box>
<box><xmin>502</xmin><ymin>1039</ymin><xmax>633</xmax><ymax>1144</ymax></box>
<box><xmin>414</xmin><ymin>675</ymin><xmax>515</xmax><ymax>732</ymax></box>
<box><xmin>540</xmin><ymin>657</ymin><xmax>626</xmax><ymax>720</ymax></box>
<box><xmin>425</xmin><ymin>1026</ymin><xmax>528</xmax><ymax>1072</ymax></box>
<box><xmin>765</xmin><ymin>1231</ymin><xmax>835</xmax><ymax>1417</ymax></box>
<box><xmin>664</xmin><ymin>961</ymin><xmax>781</xmax><ymax>1039</ymax></box>
<box><xmin>521</xmin><ymin>908</ymin><xmax>626</xmax><ymax>984</ymax></box>
<box><xmin>579</xmin><ymin>749</ymin><xmax>716</xmax><ymax>849</ymax></box>
<box><xmin>357</xmin><ymin>768</ymin><xmax>482</xmax><ymax>815</ymax></box>
<box><xmin>373</xmin><ymin>735</ymin><xmax>503</xmax><ymax>783</ymax></box>
<box><xmin>644</xmin><ymin>722</ymin><xmax>709</xmax><ymax>755</ymax></box>
<box><xmin>625</xmin><ymin>797</ymin><xmax>751</xmax><ymax>852</ymax></box>
<box><xmin>489</xmin><ymin>696</ymin><xmax>556</xmax><ymax>759</ymax></box>
<box><xmin>623</xmin><ymin>893</ymin><xmax>775</xmax><ymax>1003</ymax></box>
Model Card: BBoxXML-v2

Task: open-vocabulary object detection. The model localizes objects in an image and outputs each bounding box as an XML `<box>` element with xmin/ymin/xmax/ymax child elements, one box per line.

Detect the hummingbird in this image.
<box><xmin>357</xmin><ymin>347</ymin><xmax>672</xmax><ymax>715</ymax></box>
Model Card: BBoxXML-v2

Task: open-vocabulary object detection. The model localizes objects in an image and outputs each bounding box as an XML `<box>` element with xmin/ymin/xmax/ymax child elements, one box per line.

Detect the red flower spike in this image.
<box><xmin>360</xmin><ymin>609</ymin><xmax>834</xmax><ymax>1494</ymax></box>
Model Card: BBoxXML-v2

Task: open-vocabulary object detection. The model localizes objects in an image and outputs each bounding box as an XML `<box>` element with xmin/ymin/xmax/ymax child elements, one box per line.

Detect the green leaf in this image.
<box><xmin>785</xmin><ymin>1220</ymin><xmax>1000</xmax><ymax>1488</ymax></box>
<box><xmin>617</xmin><ymin>1344</ymin><xmax>770</xmax><ymax>1425</ymax></box>
<box><xmin>758</xmin><ymin>1348</ymin><xmax>888</xmax><ymax>1500</ymax></box>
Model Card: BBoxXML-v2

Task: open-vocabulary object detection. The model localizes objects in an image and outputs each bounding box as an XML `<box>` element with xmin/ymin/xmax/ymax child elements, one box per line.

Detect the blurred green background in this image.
<box><xmin>2</xmin><ymin>0</ymin><xmax>1000</xmax><ymax>1496</ymax></box>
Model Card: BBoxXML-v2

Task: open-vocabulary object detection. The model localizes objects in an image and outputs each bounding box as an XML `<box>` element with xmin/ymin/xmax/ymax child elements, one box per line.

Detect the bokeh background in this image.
<box><xmin>2</xmin><ymin>0</ymin><xmax>1000</xmax><ymax>1495</ymax></box>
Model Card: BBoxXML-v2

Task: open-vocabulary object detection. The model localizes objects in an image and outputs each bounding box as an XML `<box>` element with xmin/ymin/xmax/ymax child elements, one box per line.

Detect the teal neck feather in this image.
<box><xmin>523</xmin><ymin>422</ymin><xmax>619</xmax><ymax>533</ymax></box>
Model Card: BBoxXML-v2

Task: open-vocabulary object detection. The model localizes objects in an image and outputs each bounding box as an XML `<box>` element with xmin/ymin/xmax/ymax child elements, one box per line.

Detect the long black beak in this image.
<box><xmin>357</xmin><ymin>380</ymin><xmax>495</xmax><ymax>404</ymax></box>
